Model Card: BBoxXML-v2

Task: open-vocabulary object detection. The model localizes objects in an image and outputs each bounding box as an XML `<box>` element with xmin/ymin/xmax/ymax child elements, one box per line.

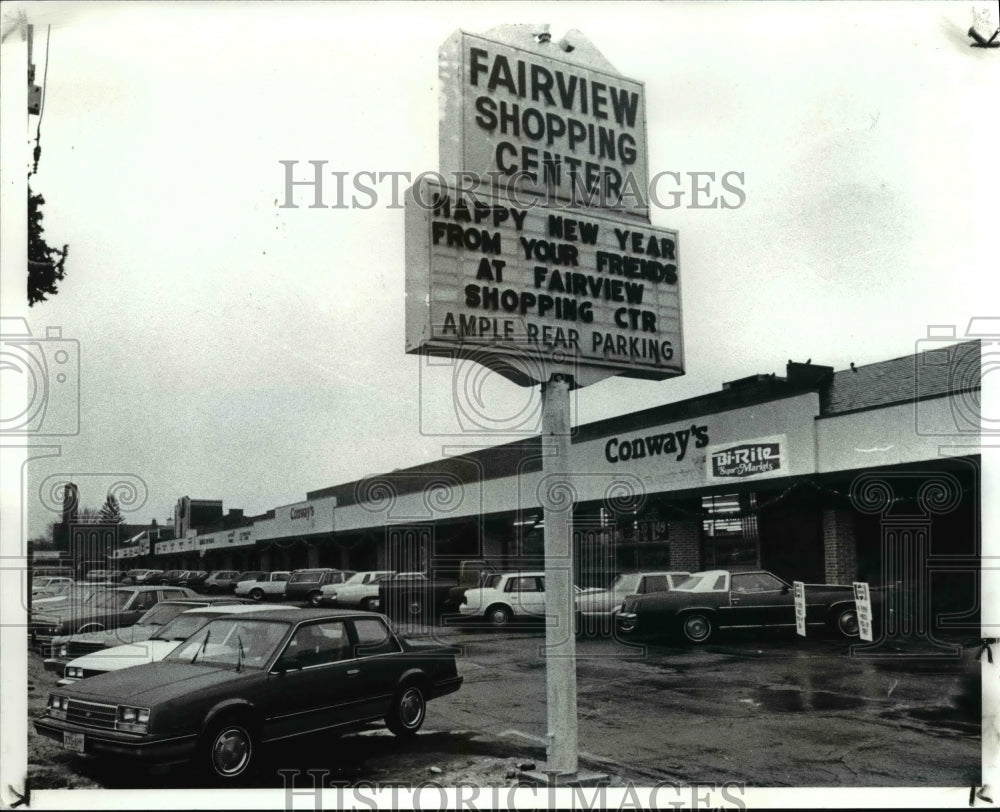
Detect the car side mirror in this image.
<box><xmin>274</xmin><ymin>652</ymin><xmax>304</xmax><ymax>674</ymax></box>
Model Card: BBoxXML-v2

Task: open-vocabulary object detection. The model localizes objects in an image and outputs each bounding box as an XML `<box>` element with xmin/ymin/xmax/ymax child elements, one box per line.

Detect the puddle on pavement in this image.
<box><xmin>755</xmin><ymin>686</ymin><xmax>866</xmax><ymax>713</ymax></box>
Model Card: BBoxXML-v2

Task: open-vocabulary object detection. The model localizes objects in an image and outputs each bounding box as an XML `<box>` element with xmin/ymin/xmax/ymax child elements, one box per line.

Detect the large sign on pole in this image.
<box><xmin>439</xmin><ymin>29</ymin><xmax>650</xmax><ymax>218</ymax></box>
<box><xmin>405</xmin><ymin>25</ymin><xmax>680</xmax><ymax>782</ymax></box>
<box><xmin>405</xmin><ymin>178</ymin><xmax>682</xmax><ymax>386</ymax></box>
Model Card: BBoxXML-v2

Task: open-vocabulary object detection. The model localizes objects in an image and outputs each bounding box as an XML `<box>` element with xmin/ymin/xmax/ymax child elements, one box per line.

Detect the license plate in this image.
<box><xmin>63</xmin><ymin>732</ymin><xmax>85</xmax><ymax>753</ymax></box>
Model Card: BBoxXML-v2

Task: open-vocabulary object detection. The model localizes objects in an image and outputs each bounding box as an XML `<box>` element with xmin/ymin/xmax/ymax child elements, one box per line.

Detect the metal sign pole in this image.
<box><xmin>540</xmin><ymin>373</ymin><xmax>578</xmax><ymax>777</ymax></box>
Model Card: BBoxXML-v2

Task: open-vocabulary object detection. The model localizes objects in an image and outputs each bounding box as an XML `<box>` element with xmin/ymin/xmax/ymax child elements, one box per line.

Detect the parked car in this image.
<box><xmin>35</xmin><ymin>608</ymin><xmax>464</xmax><ymax>781</ymax></box>
<box><xmin>32</xmin><ymin>582</ymin><xmax>109</xmax><ymax>611</ymax></box>
<box><xmin>179</xmin><ymin>571</ymin><xmax>210</xmax><ymax>589</ymax></box>
<box><xmin>459</xmin><ymin>571</ymin><xmax>595</xmax><ymax>627</ymax></box>
<box><xmin>378</xmin><ymin>559</ymin><xmax>496</xmax><ymax>621</ymax></box>
<box><xmin>234</xmin><ymin>571</ymin><xmax>291</xmax><ymax>601</ymax></box>
<box><xmin>33</xmin><ymin>575</ymin><xmax>74</xmax><ymax>591</ymax></box>
<box><xmin>154</xmin><ymin>570</ymin><xmax>186</xmax><ymax>585</ymax></box>
<box><xmin>318</xmin><ymin>571</ymin><xmax>396</xmax><ymax>609</ymax></box>
<box><xmin>43</xmin><ymin>596</ymin><xmax>253</xmax><ymax>672</ymax></box>
<box><xmin>32</xmin><ymin>577</ymin><xmax>75</xmax><ymax>599</ymax></box>
<box><xmin>575</xmin><ymin>570</ymin><xmax>690</xmax><ymax>635</ymax></box>
<box><xmin>201</xmin><ymin>571</ymin><xmax>242</xmax><ymax>594</ymax></box>
<box><xmin>84</xmin><ymin>570</ymin><xmax>112</xmax><ymax>582</ymax></box>
<box><xmin>56</xmin><ymin>603</ymin><xmax>298</xmax><ymax>686</ymax></box>
<box><xmin>134</xmin><ymin>569</ymin><xmax>165</xmax><ymax>585</ymax></box>
<box><xmin>30</xmin><ymin>586</ymin><xmax>197</xmax><ymax>654</ymax></box>
<box><xmin>615</xmin><ymin>569</ymin><xmax>860</xmax><ymax>643</ymax></box>
<box><xmin>285</xmin><ymin>569</ymin><xmax>356</xmax><ymax>606</ymax></box>
<box><xmin>232</xmin><ymin>571</ymin><xmax>265</xmax><ymax>591</ymax></box>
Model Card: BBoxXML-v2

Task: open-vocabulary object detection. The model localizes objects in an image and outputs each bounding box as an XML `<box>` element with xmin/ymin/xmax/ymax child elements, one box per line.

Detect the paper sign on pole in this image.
<box><xmin>793</xmin><ymin>580</ymin><xmax>806</xmax><ymax>637</ymax></box>
<box><xmin>853</xmin><ymin>581</ymin><xmax>874</xmax><ymax>642</ymax></box>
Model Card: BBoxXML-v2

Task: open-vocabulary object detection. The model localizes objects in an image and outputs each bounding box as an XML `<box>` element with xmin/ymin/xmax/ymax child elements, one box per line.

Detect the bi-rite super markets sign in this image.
<box><xmin>439</xmin><ymin>30</ymin><xmax>649</xmax><ymax>217</ymax></box>
<box><xmin>405</xmin><ymin>178</ymin><xmax>683</xmax><ymax>386</ymax></box>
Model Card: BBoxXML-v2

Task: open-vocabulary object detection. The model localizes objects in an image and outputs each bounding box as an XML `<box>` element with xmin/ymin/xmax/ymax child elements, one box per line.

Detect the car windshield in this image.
<box><xmin>482</xmin><ymin>574</ymin><xmax>503</xmax><ymax>589</ymax></box>
<box><xmin>90</xmin><ymin>590</ymin><xmax>134</xmax><ymax>610</ymax></box>
<box><xmin>673</xmin><ymin>573</ymin><xmax>728</xmax><ymax>592</ymax></box>
<box><xmin>152</xmin><ymin>612</ymin><xmax>215</xmax><ymax>642</ymax></box>
<box><xmin>138</xmin><ymin>602</ymin><xmax>194</xmax><ymax>627</ymax></box>
<box><xmin>166</xmin><ymin>618</ymin><xmax>290</xmax><ymax>669</ymax></box>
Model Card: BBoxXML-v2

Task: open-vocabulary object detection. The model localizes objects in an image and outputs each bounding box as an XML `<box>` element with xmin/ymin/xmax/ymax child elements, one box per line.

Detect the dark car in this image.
<box><xmin>178</xmin><ymin>571</ymin><xmax>209</xmax><ymax>589</ymax></box>
<box><xmin>43</xmin><ymin>596</ymin><xmax>253</xmax><ymax>671</ymax></box>
<box><xmin>615</xmin><ymin>569</ymin><xmax>859</xmax><ymax>643</ymax></box>
<box><xmin>35</xmin><ymin>608</ymin><xmax>464</xmax><ymax>782</ymax></box>
<box><xmin>201</xmin><ymin>571</ymin><xmax>242</xmax><ymax>594</ymax></box>
<box><xmin>285</xmin><ymin>569</ymin><xmax>356</xmax><ymax>606</ymax></box>
<box><xmin>30</xmin><ymin>586</ymin><xmax>197</xmax><ymax>654</ymax></box>
<box><xmin>155</xmin><ymin>570</ymin><xmax>186</xmax><ymax>586</ymax></box>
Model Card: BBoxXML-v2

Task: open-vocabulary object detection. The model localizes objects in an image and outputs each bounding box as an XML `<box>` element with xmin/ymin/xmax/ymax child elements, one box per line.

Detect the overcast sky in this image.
<box><xmin>4</xmin><ymin>1</ymin><xmax>997</xmax><ymax>537</ymax></box>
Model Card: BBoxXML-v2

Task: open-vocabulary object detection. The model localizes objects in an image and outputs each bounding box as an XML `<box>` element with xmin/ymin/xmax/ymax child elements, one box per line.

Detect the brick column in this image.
<box><xmin>668</xmin><ymin>518</ymin><xmax>702</xmax><ymax>572</ymax></box>
<box><xmin>822</xmin><ymin>507</ymin><xmax>857</xmax><ymax>584</ymax></box>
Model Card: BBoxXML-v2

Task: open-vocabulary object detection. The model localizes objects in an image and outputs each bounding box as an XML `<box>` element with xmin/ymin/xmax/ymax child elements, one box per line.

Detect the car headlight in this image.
<box><xmin>49</xmin><ymin>694</ymin><xmax>68</xmax><ymax>719</ymax></box>
<box><xmin>116</xmin><ymin>705</ymin><xmax>150</xmax><ymax>733</ymax></box>
<box><xmin>59</xmin><ymin>644</ymin><xmax>68</xmax><ymax>657</ymax></box>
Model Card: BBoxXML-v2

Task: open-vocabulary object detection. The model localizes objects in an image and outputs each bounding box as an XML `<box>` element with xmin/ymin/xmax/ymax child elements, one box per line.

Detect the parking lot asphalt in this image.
<box><xmin>27</xmin><ymin>619</ymin><xmax>982</xmax><ymax>790</ymax></box>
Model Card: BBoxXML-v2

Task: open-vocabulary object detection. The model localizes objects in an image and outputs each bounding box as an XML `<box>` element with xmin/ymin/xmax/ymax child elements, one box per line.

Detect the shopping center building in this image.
<box><xmin>102</xmin><ymin>339</ymin><xmax>980</xmax><ymax>628</ymax></box>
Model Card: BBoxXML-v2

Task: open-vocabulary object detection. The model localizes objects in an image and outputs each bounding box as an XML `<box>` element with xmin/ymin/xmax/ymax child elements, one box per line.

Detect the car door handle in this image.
<box><xmin>347</xmin><ymin>668</ymin><xmax>360</xmax><ymax>676</ymax></box>
<box><xmin>731</xmin><ymin>598</ymin><xmax>740</xmax><ymax>604</ymax></box>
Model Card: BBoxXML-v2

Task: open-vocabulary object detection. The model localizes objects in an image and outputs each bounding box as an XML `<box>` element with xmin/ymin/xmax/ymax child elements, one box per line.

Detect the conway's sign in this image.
<box><xmin>604</xmin><ymin>424</ymin><xmax>709</xmax><ymax>464</ymax></box>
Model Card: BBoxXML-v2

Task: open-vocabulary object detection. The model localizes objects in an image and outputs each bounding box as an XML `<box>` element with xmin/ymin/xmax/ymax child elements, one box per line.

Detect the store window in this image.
<box><xmin>702</xmin><ymin>493</ymin><xmax>760</xmax><ymax>570</ymax></box>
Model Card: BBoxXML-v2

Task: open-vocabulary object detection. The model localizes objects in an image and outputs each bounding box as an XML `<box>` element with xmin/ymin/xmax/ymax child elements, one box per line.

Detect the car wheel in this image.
<box><xmin>202</xmin><ymin>718</ymin><xmax>257</xmax><ymax>782</ymax></box>
<box><xmin>360</xmin><ymin>597</ymin><xmax>376</xmax><ymax>611</ymax></box>
<box><xmin>680</xmin><ymin>612</ymin><xmax>713</xmax><ymax>644</ymax></box>
<box><xmin>385</xmin><ymin>684</ymin><xmax>426</xmax><ymax>737</ymax></box>
<box><xmin>486</xmin><ymin>604</ymin><xmax>512</xmax><ymax>628</ymax></box>
<box><xmin>249</xmin><ymin>588</ymin><xmax>264</xmax><ymax>602</ymax></box>
<box><xmin>833</xmin><ymin>606</ymin><xmax>860</xmax><ymax>638</ymax></box>
<box><xmin>307</xmin><ymin>591</ymin><xmax>322</xmax><ymax>607</ymax></box>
